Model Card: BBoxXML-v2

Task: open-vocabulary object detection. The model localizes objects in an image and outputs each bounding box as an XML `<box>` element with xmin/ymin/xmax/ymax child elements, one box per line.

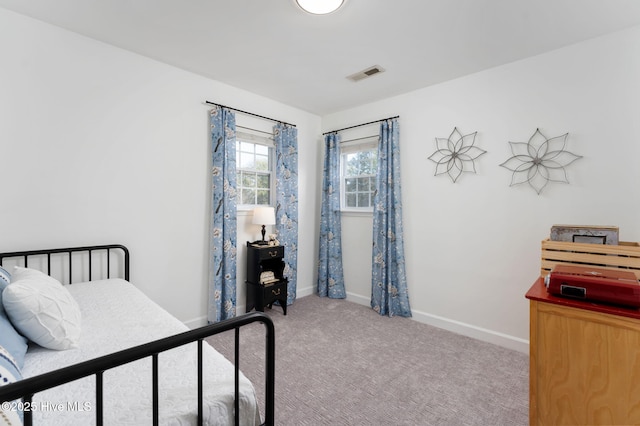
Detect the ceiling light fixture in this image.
<box><xmin>296</xmin><ymin>0</ymin><xmax>345</xmax><ymax>15</ymax></box>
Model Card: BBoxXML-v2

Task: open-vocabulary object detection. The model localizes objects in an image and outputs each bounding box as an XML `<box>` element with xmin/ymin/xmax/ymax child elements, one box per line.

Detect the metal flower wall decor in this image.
<box><xmin>500</xmin><ymin>128</ymin><xmax>582</xmax><ymax>195</ymax></box>
<box><xmin>428</xmin><ymin>127</ymin><xmax>487</xmax><ymax>183</ymax></box>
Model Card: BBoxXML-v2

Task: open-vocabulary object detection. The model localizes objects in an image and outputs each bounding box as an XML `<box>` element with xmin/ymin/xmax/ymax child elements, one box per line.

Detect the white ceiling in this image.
<box><xmin>3</xmin><ymin>0</ymin><xmax>640</xmax><ymax>115</ymax></box>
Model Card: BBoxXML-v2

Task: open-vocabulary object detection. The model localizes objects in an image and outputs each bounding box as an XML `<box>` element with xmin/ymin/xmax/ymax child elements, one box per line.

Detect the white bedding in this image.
<box><xmin>20</xmin><ymin>279</ymin><xmax>261</xmax><ymax>426</ymax></box>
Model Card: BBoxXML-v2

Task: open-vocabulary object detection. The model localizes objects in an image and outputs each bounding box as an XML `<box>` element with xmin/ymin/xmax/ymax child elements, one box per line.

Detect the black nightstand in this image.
<box><xmin>245</xmin><ymin>242</ymin><xmax>288</xmax><ymax>315</ymax></box>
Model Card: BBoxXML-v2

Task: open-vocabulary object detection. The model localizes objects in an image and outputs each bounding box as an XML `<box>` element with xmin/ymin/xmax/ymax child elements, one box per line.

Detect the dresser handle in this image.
<box><xmin>271</xmin><ymin>288</ymin><xmax>281</xmax><ymax>296</ymax></box>
<box><xmin>269</xmin><ymin>250</ymin><xmax>278</xmax><ymax>258</ymax></box>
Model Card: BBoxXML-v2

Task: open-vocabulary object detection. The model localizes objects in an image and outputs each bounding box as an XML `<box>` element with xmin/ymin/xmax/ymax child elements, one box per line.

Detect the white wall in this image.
<box><xmin>4</xmin><ymin>6</ymin><xmax>639</xmax><ymax>352</ymax></box>
<box><xmin>322</xmin><ymin>25</ymin><xmax>640</xmax><ymax>352</ymax></box>
<box><xmin>0</xmin><ymin>8</ymin><xmax>320</xmax><ymax>326</ymax></box>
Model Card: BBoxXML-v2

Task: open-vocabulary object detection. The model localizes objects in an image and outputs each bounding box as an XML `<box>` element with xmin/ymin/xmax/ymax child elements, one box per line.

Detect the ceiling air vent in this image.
<box><xmin>347</xmin><ymin>65</ymin><xmax>385</xmax><ymax>82</ymax></box>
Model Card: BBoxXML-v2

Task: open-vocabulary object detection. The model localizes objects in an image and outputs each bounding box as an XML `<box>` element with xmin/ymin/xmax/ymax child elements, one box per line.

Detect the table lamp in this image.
<box><xmin>252</xmin><ymin>206</ymin><xmax>276</xmax><ymax>244</ymax></box>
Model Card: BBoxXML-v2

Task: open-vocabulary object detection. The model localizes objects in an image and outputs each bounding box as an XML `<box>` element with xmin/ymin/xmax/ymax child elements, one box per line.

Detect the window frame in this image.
<box><xmin>340</xmin><ymin>139</ymin><xmax>379</xmax><ymax>213</ymax></box>
<box><xmin>236</xmin><ymin>131</ymin><xmax>275</xmax><ymax>211</ymax></box>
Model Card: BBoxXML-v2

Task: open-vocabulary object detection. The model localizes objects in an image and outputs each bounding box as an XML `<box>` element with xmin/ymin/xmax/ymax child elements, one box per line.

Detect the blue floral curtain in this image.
<box><xmin>274</xmin><ymin>123</ymin><xmax>298</xmax><ymax>305</ymax></box>
<box><xmin>208</xmin><ymin>107</ymin><xmax>238</xmax><ymax>322</ymax></box>
<box><xmin>371</xmin><ymin>119</ymin><xmax>411</xmax><ymax>317</ymax></box>
<box><xmin>317</xmin><ymin>133</ymin><xmax>346</xmax><ymax>298</ymax></box>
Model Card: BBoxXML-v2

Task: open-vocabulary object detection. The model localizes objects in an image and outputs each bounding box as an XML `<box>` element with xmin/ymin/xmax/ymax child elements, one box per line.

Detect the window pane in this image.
<box><xmin>346</xmin><ymin>193</ymin><xmax>357</xmax><ymax>207</ymax></box>
<box><xmin>240</xmin><ymin>152</ymin><xmax>255</xmax><ymax>169</ymax></box>
<box><xmin>257</xmin><ymin>174</ymin><xmax>270</xmax><ymax>189</ymax></box>
<box><xmin>368</xmin><ymin>177</ymin><xmax>376</xmax><ymax>191</ymax></box>
<box><xmin>242</xmin><ymin>189</ymin><xmax>256</xmax><ymax>205</ymax></box>
<box><xmin>345</xmin><ymin>178</ymin><xmax>357</xmax><ymax>192</ymax></box>
<box><xmin>345</xmin><ymin>153</ymin><xmax>359</xmax><ymax>176</ymax></box>
<box><xmin>357</xmin><ymin>193</ymin><xmax>369</xmax><ymax>207</ymax></box>
<box><xmin>239</xmin><ymin>141</ymin><xmax>253</xmax><ymax>153</ymax></box>
<box><xmin>257</xmin><ymin>190</ymin><xmax>270</xmax><ymax>205</ymax></box>
<box><xmin>255</xmin><ymin>154</ymin><xmax>269</xmax><ymax>171</ymax></box>
<box><xmin>360</xmin><ymin>152</ymin><xmax>370</xmax><ymax>173</ymax></box>
<box><xmin>360</xmin><ymin>151</ymin><xmax>373</xmax><ymax>174</ymax></box>
<box><xmin>357</xmin><ymin>177</ymin><xmax>369</xmax><ymax>191</ymax></box>
<box><xmin>255</xmin><ymin>144</ymin><xmax>269</xmax><ymax>155</ymax></box>
<box><xmin>242</xmin><ymin>173</ymin><xmax>256</xmax><ymax>187</ymax></box>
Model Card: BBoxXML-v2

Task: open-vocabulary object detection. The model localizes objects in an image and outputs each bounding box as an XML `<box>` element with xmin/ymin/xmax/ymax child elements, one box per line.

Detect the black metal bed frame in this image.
<box><xmin>0</xmin><ymin>244</ymin><xmax>274</xmax><ymax>426</ymax></box>
<box><xmin>0</xmin><ymin>244</ymin><xmax>131</xmax><ymax>284</ymax></box>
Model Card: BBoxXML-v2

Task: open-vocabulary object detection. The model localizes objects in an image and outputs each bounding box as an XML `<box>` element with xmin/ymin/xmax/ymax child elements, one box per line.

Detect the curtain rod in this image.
<box><xmin>236</xmin><ymin>125</ymin><xmax>274</xmax><ymax>137</ymax></box>
<box><xmin>322</xmin><ymin>115</ymin><xmax>399</xmax><ymax>135</ymax></box>
<box><xmin>205</xmin><ymin>101</ymin><xmax>296</xmax><ymax>128</ymax></box>
<box><xmin>340</xmin><ymin>135</ymin><xmax>379</xmax><ymax>144</ymax></box>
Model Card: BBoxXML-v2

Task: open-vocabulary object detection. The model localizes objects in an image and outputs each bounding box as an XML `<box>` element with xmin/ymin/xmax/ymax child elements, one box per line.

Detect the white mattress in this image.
<box><xmin>21</xmin><ymin>279</ymin><xmax>261</xmax><ymax>426</ymax></box>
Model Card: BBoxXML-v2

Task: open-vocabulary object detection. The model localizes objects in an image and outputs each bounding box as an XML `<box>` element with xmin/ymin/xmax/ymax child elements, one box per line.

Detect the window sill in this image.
<box><xmin>340</xmin><ymin>210</ymin><xmax>373</xmax><ymax>217</ymax></box>
<box><xmin>238</xmin><ymin>205</ymin><xmax>274</xmax><ymax>214</ymax></box>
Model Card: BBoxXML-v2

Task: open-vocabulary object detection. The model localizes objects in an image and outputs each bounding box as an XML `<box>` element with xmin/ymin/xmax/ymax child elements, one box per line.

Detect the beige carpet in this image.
<box><xmin>207</xmin><ymin>295</ymin><xmax>528</xmax><ymax>425</ymax></box>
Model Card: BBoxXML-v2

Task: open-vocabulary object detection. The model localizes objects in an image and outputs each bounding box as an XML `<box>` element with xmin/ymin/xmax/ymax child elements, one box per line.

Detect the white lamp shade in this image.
<box><xmin>252</xmin><ymin>206</ymin><xmax>276</xmax><ymax>226</ymax></box>
<box><xmin>296</xmin><ymin>0</ymin><xmax>344</xmax><ymax>15</ymax></box>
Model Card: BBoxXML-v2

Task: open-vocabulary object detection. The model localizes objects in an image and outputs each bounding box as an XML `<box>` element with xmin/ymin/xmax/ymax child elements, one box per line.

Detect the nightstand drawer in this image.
<box><xmin>245</xmin><ymin>279</ymin><xmax>288</xmax><ymax>315</ymax></box>
<box><xmin>255</xmin><ymin>246</ymin><xmax>284</xmax><ymax>261</ymax></box>
<box><xmin>264</xmin><ymin>281</ymin><xmax>287</xmax><ymax>303</ymax></box>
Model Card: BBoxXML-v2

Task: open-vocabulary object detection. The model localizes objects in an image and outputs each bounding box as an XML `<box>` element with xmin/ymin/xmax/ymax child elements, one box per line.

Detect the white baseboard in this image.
<box><xmin>184</xmin><ymin>316</ymin><xmax>207</xmax><ymax>329</ymax></box>
<box><xmin>346</xmin><ymin>291</ymin><xmax>529</xmax><ymax>354</ymax></box>
<box><xmin>296</xmin><ymin>284</ymin><xmax>315</xmax><ymax>298</ymax></box>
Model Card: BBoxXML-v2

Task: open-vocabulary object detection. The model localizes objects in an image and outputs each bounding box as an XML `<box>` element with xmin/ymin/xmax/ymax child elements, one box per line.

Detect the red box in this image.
<box><xmin>546</xmin><ymin>265</ymin><xmax>640</xmax><ymax>308</ymax></box>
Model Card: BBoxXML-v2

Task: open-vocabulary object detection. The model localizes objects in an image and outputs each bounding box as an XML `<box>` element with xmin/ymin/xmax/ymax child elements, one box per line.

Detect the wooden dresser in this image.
<box><xmin>526</xmin><ymin>278</ymin><xmax>640</xmax><ymax>425</ymax></box>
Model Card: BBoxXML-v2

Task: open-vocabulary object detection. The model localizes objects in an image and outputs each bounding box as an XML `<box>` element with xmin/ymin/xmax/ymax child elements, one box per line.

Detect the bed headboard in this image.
<box><xmin>0</xmin><ymin>244</ymin><xmax>130</xmax><ymax>284</ymax></box>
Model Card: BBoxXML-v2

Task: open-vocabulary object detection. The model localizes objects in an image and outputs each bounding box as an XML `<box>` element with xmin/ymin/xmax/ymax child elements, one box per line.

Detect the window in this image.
<box><xmin>236</xmin><ymin>134</ymin><xmax>274</xmax><ymax>208</ymax></box>
<box><xmin>341</xmin><ymin>142</ymin><xmax>378</xmax><ymax>210</ymax></box>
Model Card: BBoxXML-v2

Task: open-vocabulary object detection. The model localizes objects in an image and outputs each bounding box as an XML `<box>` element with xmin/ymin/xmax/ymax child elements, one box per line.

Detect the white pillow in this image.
<box><xmin>2</xmin><ymin>266</ymin><xmax>81</xmax><ymax>350</ymax></box>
